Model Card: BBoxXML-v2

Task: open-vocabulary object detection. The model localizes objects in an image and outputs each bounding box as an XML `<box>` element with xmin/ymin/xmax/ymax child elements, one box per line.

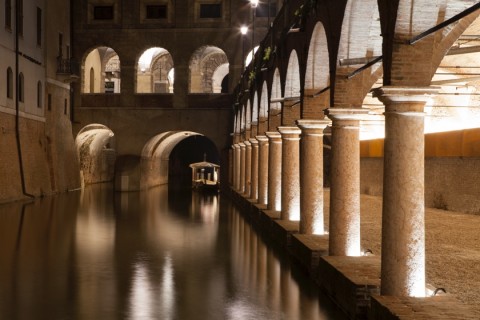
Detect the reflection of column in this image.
<box><xmin>278</xmin><ymin>126</ymin><xmax>301</xmax><ymax>221</ymax></box>
<box><xmin>326</xmin><ymin>108</ymin><xmax>367</xmax><ymax>256</ymax></box>
<box><xmin>373</xmin><ymin>86</ymin><xmax>438</xmax><ymax>297</ymax></box>
<box><xmin>266</xmin><ymin>132</ymin><xmax>282</xmax><ymax>211</ymax></box>
<box><xmin>257</xmin><ymin>237</ymin><xmax>267</xmax><ymax>303</ymax></box>
<box><xmin>249</xmin><ymin>138</ymin><xmax>259</xmax><ymax>201</ymax></box>
<box><xmin>296</xmin><ymin>120</ymin><xmax>330</xmax><ymax>234</ymax></box>
<box><xmin>267</xmin><ymin>249</ymin><xmax>281</xmax><ymax>312</ymax></box>
<box><xmin>234</xmin><ymin>144</ymin><xmax>241</xmax><ymax>191</ymax></box>
<box><xmin>239</xmin><ymin>142</ymin><xmax>246</xmax><ymax>193</ymax></box>
<box><xmin>244</xmin><ymin>141</ymin><xmax>252</xmax><ymax>197</ymax></box>
<box><xmin>256</xmin><ymin>135</ymin><xmax>269</xmax><ymax>205</ymax></box>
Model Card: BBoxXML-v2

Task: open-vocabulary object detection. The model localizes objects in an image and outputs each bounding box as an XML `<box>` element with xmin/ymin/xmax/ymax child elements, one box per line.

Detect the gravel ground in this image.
<box><xmin>323</xmin><ymin>190</ymin><xmax>480</xmax><ymax>313</ymax></box>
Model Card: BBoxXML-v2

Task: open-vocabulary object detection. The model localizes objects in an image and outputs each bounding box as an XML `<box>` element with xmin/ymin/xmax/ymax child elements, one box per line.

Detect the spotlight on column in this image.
<box><xmin>362</xmin><ymin>249</ymin><xmax>373</xmax><ymax>256</ymax></box>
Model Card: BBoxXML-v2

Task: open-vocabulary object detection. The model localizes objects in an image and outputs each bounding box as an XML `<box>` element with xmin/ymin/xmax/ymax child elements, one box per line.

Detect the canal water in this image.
<box><xmin>0</xmin><ymin>184</ymin><xmax>346</xmax><ymax>320</ymax></box>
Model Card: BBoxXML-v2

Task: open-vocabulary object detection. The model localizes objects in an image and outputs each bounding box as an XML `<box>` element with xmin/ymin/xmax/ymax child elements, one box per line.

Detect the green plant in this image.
<box><xmin>263</xmin><ymin>47</ymin><xmax>271</xmax><ymax>62</ymax></box>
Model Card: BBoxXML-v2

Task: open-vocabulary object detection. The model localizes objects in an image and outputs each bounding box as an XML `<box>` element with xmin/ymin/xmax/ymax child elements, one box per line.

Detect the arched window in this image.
<box><xmin>37</xmin><ymin>81</ymin><xmax>42</xmax><ymax>108</ymax></box>
<box><xmin>189</xmin><ymin>46</ymin><xmax>229</xmax><ymax>93</ymax></box>
<box><xmin>83</xmin><ymin>46</ymin><xmax>121</xmax><ymax>93</ymax></box>
<box><xmin>136</xmin><ymin>47</ymin><xmax>174</xmax><ymax>93</ymax></box>
<box><xmin>7</xmin><ymin>67</ymin><xmax>13</xmax><ymax>99</ymax></box>
<box><xmin>18</xmin><ymin>72</ymin><xmax>24</xmax><ymax>102</ymax></box>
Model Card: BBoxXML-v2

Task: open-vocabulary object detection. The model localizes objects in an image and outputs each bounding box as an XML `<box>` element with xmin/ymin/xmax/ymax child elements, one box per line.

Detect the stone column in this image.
<box><xmin>266</xmin><ymin>132</ymin><xmax>282</xmax><ymax>211</ymax></box>
<box><xmin>278</xmin><ymin>126</ymin><xmax>301</xmax><ymax>221</ymax></box>
<box><xmin>296</xmin><ymin>120</ymin><xmax>330</xmax><ymax>234</ymax></box>
<box><xmin>249</xmin><ymin>138</ymin><xmax>259</xmax><ymax>201</ymax></box>
<box><xmin>256</xmin><ymin>135</ymin><xmax>269</xmax><ymax>205</ymax></box>
<box><xmin>244</xmin><ymin>141</ymin><xmax>252</xmax><ymax>197</ymax></box>
<box><xmin>326</xmin><ymin>108</ymin><xmax>368</xmax><ymax>256</ymax></box>
<box><xmin>239</xmin><ymin>142</ymin><xmax>246</xmax><ymax>194</ymax></box>
<box><xmin>233</xmin><ymin>144</ymin><xmax>241</xmax><ymax>191</ymax></box>
<box><xmin>373</xmin><ymin>86</ymin><xmax>438</xmax><ymax>297</ymax></box>
<box><xmin>228</xmin><ymin>146</ymin><xmax>233</xmax><ymax>187</ymax></box>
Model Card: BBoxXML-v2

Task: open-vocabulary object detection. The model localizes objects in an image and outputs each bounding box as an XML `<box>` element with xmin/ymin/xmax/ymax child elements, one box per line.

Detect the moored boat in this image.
<box><xmin>189</xmin><ymin>159</ymin><xmax>220</xmax><ymax>191</ymax></box>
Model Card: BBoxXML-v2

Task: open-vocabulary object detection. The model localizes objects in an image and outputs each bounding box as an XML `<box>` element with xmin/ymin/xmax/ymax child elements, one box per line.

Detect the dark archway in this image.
<box><xmin>168</xmin><ymin>135</ymin><xmax>220</xmax><ymax>189</ymax></box>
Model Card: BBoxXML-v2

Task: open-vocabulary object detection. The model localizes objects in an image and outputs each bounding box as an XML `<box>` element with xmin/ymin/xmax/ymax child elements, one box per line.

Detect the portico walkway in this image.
<box><xmin>230</xmin><ymin>189</ymin><xmax>480</xmax><ymax>319</ymax></box>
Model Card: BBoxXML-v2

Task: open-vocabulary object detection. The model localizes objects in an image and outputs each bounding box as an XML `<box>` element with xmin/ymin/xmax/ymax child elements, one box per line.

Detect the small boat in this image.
<box><xmin>189</xmin><ymin>156</ymin><xmax>220</xmax><ymax>191</ymax></box>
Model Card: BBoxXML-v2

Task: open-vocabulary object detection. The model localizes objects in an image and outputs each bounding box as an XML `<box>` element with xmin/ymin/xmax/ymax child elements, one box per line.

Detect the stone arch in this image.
<box><xmin>189</xmin><ymin>46</ymin><xmax>229</xmax><ymax>93</ymax></box>
<box><xmin>138</xmin><ymin>131</ymin><xmax>219</xmax><ymax>190</ymax></box>
<box><xmin>82</xmin><ymin>46</ymin><xmax>121</xmax><ymax>93</ymax></box>
<box><xmin>136</xmin><ymin>47</ymin><xmax>174</xmax><ymax>93</ymax></box>
<box><xmin>305</xmin><ymin>22</ymin><xmax>330</xmax><ymax>91</ymax></box>
<box><xmin>75</xmin><ymin>124</ymin><xmax>116</xmax><ymax>185</ymax></box>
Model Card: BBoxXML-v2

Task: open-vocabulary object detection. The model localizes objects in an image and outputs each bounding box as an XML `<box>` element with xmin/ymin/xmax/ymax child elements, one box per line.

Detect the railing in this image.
<box><xmin>56</xmin><ymin>57</ymin><xmax>79</xmax><ymax>76</ymax></box>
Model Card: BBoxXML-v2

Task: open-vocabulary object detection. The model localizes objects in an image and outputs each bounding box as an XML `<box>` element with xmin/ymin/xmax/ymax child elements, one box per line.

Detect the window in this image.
<box><xmin>18</xmin><ymin>73</ymin><xmax>24</xmax><ymax>102</ymax></box>
<box><xmin>48</xmin><ymin>94</ymin><xmax>52</xmax><ymax>111</ymax></box>
<box><xmin>18</xmin><ymin>0</ymin><xmax>23</xmax><ymax>36</ymax></box>
<box><xmin>199</xmin><ymin>3</ymin><xmax>222</xmax><ymax>18</ymax></box>
<box><xmin>37</xmin><ymin>82</ymin><xmax>42</xmax><ymax>108</ymax></box>
<box><xmin>36</xmin><ymin>8</ymin><xmax>42</xmax><ymax>46</ymax></box>
<box><xmin>5</xmin><ymin>0</ymin><xmax>12</xmax><ymax>29</ymax></box>
<box><xmin>94</xmin><ymin>6</ymin><xmax>114</xmax><ymax>20</ymax></box>
<box><xmin>7</xmin><ymin>68</ymin><xmax>13</xmax><ymax>99</ymax></box>
<box><xmin>146</xmin><ymin>5</ymin><xmax>167</xmax><ymax>19</ymax></box>
<box><xmin>256</xmin><ymin>2</ymin><xmax>277</xmax><ymax>18</ymax></box>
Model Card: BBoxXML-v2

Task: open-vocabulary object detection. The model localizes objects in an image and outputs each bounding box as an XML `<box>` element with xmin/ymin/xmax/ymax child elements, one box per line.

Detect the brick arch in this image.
<box><xmin>379</xmin><ymin>0</ymin><xmax>479</xmax><ymax>85</ymax></box>
<box><xmin>284</xmin><ymin>50</ymin><xmax>301</xmax><ymax>125</ymax></box>
<box><xmin>338</xmin><ymin>0</ymin><xmax>382</xmax><ymax>64</ymax></box>
<box><xmin>285</xmin><ymin>49</ymin><xmax>301</xmax><ymax>99</ymax></box>
<box><xmin>429</xmin><ymin>11</ymin><xmax>480</xmax><ymax>78</ymax></box>
<box><xmin>269</xmin><ymin>68</ymin><xmax>282</xmax><ymax>130</ymax></box>
<box><xmin>234</xmin><ymin>110</ymin><xmax>242</xmax><ymax>136</ymax></box>
<box><xmin>258</xmin><ymin>81</ymin><xmax>269</xmax><ymax>134</ymax></box>
<box><xmin>241</xmin><ymin>102</ymin><xmax>247</xmax><ymax>137</ymax></box>
<box><xmin>245</xmin><ymin>98</ymin><xmax>252</xmax><ymax>135</ymax></box>
<box><xmin>251</xmin><ymin>92</ymin><xmax>259</xmax><ymax>137</ymax></box>
<box><xmin>305</xmin><ymin>22</ymin><xmax>330</xmax><ymax>91</ymax></box>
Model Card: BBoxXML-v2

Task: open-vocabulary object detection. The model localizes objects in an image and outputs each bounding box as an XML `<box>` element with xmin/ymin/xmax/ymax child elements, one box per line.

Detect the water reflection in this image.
<box><xmin>0</xmin><ymin>184</ymin><xmax>345</xmax><ymax>319</ymax></box>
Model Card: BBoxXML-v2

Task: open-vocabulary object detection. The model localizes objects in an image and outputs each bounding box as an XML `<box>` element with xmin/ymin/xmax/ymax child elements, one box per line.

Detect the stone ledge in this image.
<box><xmin>317</xmin><ymin>256</ymin><xmax>381</xmax><ymax>319</ymax></box>
<box><xmin>369</xmin><ymin>294</ymin><xmax>480</xmax><ymax>319</ymax></box>
<box><xmin>290</xmin><ymin>234</ymin><xmax>329</xmax><ymax>272</ymax></box>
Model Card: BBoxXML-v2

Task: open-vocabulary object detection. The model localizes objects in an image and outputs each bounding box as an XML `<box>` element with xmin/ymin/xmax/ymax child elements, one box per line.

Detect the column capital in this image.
<box><xmin>266</xmin><ymin>131</ymin><xmax>282</xmax><ymax>142</ymax></box>
<box><xmin>244</xmin><ymin>140</ymin><xmax>251</xmax><ymax>146</ymax></box>
<box><xmin>249</xmin><ymin>138</ymin><xmax>259</xmax><ymax>145</ymax></box>
<box><xmin>372</xmin><ymin>86</ymin><xmax>440</xmax><ymax>113</ymax></box>
<box><xmin>325</xmin><ymin>108</ymin><xmax>369</xmax><ymax>122</ymax></box>
<box><xmin>278</xmin><ymin>126</ymin><xmax>302</xmax><ymax>140</ymax></box>
<box><xmin>256</xmin><ymin>135</ymin><xmax>269</xmax><ymax>143</ymax></box>
<box><xmin>239</xmin><ymin>142</ymin><xmax>246</xmax><ymax>148</ymax></box>
<box><xmin>296</xmin><ymin>119</ymin><xmax>331</xmax><ymax>134</ymax></box>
